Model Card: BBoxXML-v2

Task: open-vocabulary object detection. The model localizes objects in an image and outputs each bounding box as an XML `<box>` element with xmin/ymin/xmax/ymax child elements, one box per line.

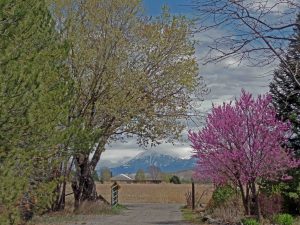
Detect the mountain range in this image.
<box><xmin>97</xmin><ymin>150</ymin><xmax>196</xmax><ymax>176</ymax></box>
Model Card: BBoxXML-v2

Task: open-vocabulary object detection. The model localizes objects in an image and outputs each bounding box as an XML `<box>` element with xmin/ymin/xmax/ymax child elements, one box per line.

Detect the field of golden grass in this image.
<box><xmin>96</xmin><ymin>182</ymin><xmax>213</xmax><ymax>205</ymax></box>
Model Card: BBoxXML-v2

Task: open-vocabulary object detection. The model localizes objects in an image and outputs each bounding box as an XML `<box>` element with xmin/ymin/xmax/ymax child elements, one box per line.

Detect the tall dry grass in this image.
<box><xmin>96</xmin><ymin>182</ymin><xmax>213</xmax><ymax>204</ymax></box>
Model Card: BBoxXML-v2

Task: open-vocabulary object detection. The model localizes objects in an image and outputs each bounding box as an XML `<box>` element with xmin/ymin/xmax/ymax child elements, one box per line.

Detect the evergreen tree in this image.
<box><xmin>0</xmin><ymin>1</ymin><xmax>70</xmax><ymax>223</ymax></box>
<box><xmin>269</xmin><ymin>13</ymin><xmax>300</xmax><ymax>214</ymax></box>
<box><xmin>169</xmin><ymin>175</ymin><xmax>181</xmax><ymax>184</ymax></box>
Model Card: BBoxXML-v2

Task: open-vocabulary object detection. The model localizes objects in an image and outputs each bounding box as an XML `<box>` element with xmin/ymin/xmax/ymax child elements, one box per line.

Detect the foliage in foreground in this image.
<box><xmin>0</xmin><ymin>0</ymin><xmax>70</xmax><ymax>224</ymax></box>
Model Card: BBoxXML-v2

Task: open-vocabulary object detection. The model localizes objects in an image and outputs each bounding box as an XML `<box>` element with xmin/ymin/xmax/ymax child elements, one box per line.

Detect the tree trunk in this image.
<box><xmin>72</xmin><ymin>154</ymin><xmax>97</xmax><ymax>212</ymax></box>
<box><xmin>71</xmin><ymin>139</ymin><xmax>107</xmax><ymax>211</ymax></box>
<box><xmin>245</xmin><ymin>184</ymin><xmax>251</xmax><ymax>216</ymax></box>
<box><xmin>238</xmin><ymin>181</ymin><xmax>251</xmax><ymax>215</ymax></box>
<box><xmin>52</xmin><ymin>159</ymin><xmax>72</xmax><ymax>211</ymax></box>
<box><xmin>52</xmin><ymin>181</ymin><xmax>66</xmax><ymax>211</ymax></box>
<box><xmin>251</xmin><ymin>181</ymin><xmax>262</xmax><ymax>221</ymax></box>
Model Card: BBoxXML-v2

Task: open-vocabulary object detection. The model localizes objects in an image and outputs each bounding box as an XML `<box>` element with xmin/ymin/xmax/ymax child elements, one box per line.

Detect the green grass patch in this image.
<box><xmin>181</xmin><ymin>207</ymin><xmax>202</xmax><ymax>224</ymax></box>
<box><xmin>111</xmin><ymin>204</ymin><xmax>128</xmax><ymax>214</ymax></box>
<box><xmin>241</xmin><ymin>218</ymin><xmax>260</xmax><ymax>225</ymax></box>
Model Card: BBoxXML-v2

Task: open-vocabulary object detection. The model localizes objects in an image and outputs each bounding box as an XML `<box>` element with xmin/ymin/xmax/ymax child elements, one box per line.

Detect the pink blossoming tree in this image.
<box><xmin>189</xmin><ymin>90</ymin><xmax>299</xmax><ymax>219</ymax></box>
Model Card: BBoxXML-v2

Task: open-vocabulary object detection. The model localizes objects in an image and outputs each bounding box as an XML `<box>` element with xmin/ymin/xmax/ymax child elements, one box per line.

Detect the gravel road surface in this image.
<box><xmin>70</xmin><ymin>203</ymin><xmax>190</xmax><ymax>225</ymax></box>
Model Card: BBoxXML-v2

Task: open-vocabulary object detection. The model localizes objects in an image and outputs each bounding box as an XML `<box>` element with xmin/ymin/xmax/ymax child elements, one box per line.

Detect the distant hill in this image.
<box><xmin>109</xmin><ymin>150</ymin><xmax>196</xmax><ymax>175</ymax></box>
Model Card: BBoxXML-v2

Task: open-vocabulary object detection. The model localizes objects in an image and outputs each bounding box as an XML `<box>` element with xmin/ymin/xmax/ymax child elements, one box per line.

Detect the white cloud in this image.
<box><xmin>248</xmin><ymin>0</ymin><xmax>292</xmax><ymax>13</ymax></box>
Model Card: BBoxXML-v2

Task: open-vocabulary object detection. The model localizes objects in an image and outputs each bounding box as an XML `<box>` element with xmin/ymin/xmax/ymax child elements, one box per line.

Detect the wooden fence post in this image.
<box><xmin>191</xmin><ymin>179</ymin><xmax>195</xmax><ymax>210</ymax></box>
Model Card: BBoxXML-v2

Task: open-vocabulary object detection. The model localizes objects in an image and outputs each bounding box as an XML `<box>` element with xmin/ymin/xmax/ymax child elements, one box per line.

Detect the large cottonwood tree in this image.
<box><xmin>55</xmin><ymin>0</ymin><xmax>205</xmax><ymax>209</ymax></box>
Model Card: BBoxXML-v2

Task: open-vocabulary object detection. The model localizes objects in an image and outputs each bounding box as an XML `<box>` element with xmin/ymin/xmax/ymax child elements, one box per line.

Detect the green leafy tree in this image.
<box><xmin>135</xmin><ymin>169</ymin><xmax>146</xmax><ymax>182</ymax></box>
<box><xmin>0</xmin><ymin>0</ymin><xmax>70</xmax><ymax>223</ymax></box>
<box><xmin>160</xmin><ymin>173</ymin><xmax>172</xmax><ymax>183</ymax></box>
<box><xmin>269</xmin><ymin>13</ymin><xmax>300</xmax><ymax>214</ymax></box>
<box><xmin>54</xmin><ymin>0</ymin><xmax>206</xmax><ymax>210</ymax></box>
<box><xmin>100</xmin><ymin>168</ymin><xmax>112</xmax><ymax>182</ymax></box>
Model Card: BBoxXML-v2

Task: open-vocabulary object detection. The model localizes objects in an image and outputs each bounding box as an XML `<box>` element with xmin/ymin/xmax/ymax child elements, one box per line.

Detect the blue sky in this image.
<box><xmin>99</xmin><ymin>0</ymin><xmax>273</xmax><ymax>164</ymax></box>
<box><xmin>143</xmin><ymin>0</ymin><xmax>194</xmax><ymax>16</ymax></box>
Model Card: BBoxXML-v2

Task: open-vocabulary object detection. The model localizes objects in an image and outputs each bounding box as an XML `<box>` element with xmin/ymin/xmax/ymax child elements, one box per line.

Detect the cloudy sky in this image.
<box><xmin>99</xmin><ymin>0</ymin><xmax>273</xmax><ymax>164</ymax></box>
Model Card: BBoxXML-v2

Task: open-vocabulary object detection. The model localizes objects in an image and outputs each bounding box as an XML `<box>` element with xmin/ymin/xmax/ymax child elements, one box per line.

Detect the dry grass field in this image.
<box><xmin>62</xmin><ymin>183</ymin><xmax>213</xmax><ymax>212</ymax></box>
<box><xmin>96</xmin><ymin>182</ymin><xmax>213</xmax><ymax>205</ymax></box>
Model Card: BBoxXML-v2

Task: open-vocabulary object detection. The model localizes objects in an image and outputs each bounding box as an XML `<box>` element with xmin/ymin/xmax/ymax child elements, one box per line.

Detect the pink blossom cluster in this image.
<box><xmin>189</xmin><ymin>90</ymin><xmax>299</xmax><ymax>185</ymax></box>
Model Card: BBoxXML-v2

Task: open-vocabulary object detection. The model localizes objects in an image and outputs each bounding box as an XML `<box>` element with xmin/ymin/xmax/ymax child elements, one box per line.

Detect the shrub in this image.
<box><xmin>78</xmin><ymin>201</ymin><xmax>114</xmax><ymax>215</ymax></box>
<box><xmin>211</xmin><ymin>195</ymin><xmax>244</xmax><ymax>224</ymax></box>
<box><xmin>258</xmin><ymin>193</ymin><xmax>283</xmax><ymax>217</ymax></box>
<box><xmin>273</xmin><ymin>213</ymin><xmax>294</xmax><ymax>225</ymax></box>
<box><xmin>259</xmin><ymin>179</ymin><xmax>300</xmax><ymax>215</ymax></box>
<box><xmin>241</xmin><ymin>218</ymin><xmax>260</xmax><ymax>225</ymax></box>
<box><xmin>211</xmin><ymin>185</ymin><xmax>235</xmax><ymax>208</ymax></box>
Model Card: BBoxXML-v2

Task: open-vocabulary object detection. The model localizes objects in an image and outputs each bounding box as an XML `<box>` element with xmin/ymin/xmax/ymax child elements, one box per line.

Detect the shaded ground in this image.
<box><xmin>64</xmin><ymin>203</ymin><xmax>190</xmax><ymax>225</ymax></box>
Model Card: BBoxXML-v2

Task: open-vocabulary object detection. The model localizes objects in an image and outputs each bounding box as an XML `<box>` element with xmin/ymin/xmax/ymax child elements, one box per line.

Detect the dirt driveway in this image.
<box><xmin>69</xmin><ymin>203</ymin><xmax>190</xmax><ymax>225</ymax></box>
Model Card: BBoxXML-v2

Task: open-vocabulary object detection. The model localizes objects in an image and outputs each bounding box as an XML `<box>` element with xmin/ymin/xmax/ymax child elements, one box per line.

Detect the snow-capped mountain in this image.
<box><xmin>109</xmin><ymin>150</ymin><xmax>196</xmax><ymax>175</ymax></box>
<box><xmin>97</xmin><ymin>156</ymin><xmax>132</xmax><ymax>169</ymax></box>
